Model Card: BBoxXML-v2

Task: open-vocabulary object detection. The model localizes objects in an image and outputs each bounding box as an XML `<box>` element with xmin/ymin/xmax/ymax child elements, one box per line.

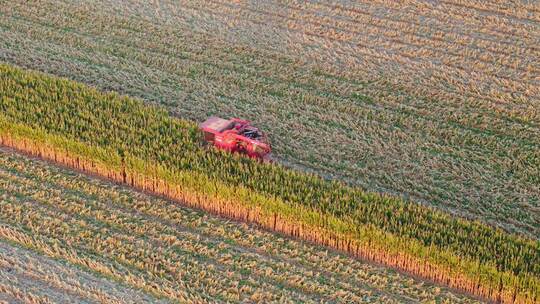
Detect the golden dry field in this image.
<box><xmin>0</xmin><ymin>0</ymin><xmax>538</xmax><ymax>239</ymax></box>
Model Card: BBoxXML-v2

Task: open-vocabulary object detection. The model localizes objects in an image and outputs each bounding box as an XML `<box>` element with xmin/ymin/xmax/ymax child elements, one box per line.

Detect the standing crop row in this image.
<box><xmin>0</xmin><ymin>64</ymin><xmax>538</xmax><ymax>303</ymax></box>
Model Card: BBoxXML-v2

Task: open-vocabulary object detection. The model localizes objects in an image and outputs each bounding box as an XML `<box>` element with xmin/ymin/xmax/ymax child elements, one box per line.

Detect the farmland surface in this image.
<box><xmin>1</xmin><ymin>0</ymin><xmax>538</xmax><ymax>238</ymax></box>
<box><xmin>0</xmin><ymin>149</ymin><xmax>480</xmax><ymax>303</ymax></box>
<box><xmin>2</xmin><ymin>62</ymin><xmax>538</xmax><ymax>303</ymax></box>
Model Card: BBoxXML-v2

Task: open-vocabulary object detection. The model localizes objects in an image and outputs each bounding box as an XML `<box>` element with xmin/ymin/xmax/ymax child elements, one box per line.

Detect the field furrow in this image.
<box><xmin>133</xmin><ymin>0</ymin><xmax>540</xmax><ymax>101</ymax></box>
<box><xmin>0</xmin><ymin>154</ymin><xmax>476</xmax><ymax>303</ymax></box>
<box><xmin>335</xmin><ymin>0</ymin><xmax>540</xmax><ymax>36</ymax></box>
<box><xmin>0</xmin><ymin>267</ymin><xmax>89</xmax><ymax>304</ymax></box>
<box><xmin>209</xmin><ymin>0</ymin><xmax>540</xmax><ymax>79</ymax></box>
<box><xmin>0</xmin><ymin>281</ymin><xmax>54</xmax><ymax>304</ymax></box>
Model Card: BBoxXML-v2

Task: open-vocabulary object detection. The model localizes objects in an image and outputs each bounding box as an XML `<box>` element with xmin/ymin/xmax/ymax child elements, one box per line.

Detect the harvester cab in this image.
<box><xmin>199</xmin><ymin>116</ymin><xmax>272</xmax><ymax>162</ymax></box>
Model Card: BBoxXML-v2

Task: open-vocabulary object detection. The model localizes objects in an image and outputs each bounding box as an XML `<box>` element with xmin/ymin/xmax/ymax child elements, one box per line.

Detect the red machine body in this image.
<box><xmin>199</xmin><ymin>116</ymin><xmax>272</xmax><ymax>161</ymax></box>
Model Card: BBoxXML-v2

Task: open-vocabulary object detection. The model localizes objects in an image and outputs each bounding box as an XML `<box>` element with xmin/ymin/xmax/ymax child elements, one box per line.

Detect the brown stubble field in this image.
<box><xmin>0</xmin><ymin>0</ymin><xmax>538</xmax><ymax>238</ymax></box>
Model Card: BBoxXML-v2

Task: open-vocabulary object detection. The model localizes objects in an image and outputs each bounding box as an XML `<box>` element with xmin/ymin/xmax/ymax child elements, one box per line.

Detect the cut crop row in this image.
<box><xmin>0</xmin><ymin>240</ymin><xmax>160</xmax><ymax>304</ymax></box>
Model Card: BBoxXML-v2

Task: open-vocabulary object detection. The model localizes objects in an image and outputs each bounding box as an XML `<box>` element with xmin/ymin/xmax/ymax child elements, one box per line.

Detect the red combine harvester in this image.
<box><xmin>199</xmin><ymin>116</ymin><xmax>272</xmax><ymax>162</ymax></box>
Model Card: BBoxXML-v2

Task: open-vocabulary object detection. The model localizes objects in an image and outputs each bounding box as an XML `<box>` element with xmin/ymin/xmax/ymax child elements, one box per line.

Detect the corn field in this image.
<box><xmin>0</xmin><ymin>0</ymin><xmax>538</xmax><ymax>241</ymax></box>
<box><xmin>0</xmin><ymin>64</ymin><xmax>538</xmax><ymax>303</ymax></box>
<box><xmin>0</xmin><ymin>150</ymin><xmax>482</xmax><ymax>303</ymax></box>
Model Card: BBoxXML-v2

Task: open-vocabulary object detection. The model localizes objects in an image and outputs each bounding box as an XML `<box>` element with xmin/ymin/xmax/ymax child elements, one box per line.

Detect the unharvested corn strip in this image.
<box><xmin>0</xmin><ymin>63</ymin><xmax>538</xmax><ymax>303</ymax></box>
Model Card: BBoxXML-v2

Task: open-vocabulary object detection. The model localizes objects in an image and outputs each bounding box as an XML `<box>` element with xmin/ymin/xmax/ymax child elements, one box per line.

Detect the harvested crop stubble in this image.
<box><xmin>0</xmin><ymin>64</ymin><xmax>538</xmax><ymax>303</ymax></box>
<box><xmin>1</xmin><ymin>0</ymin><xmax>539</xmax><ymax>240</ymax></box>
<box><xmin>0</xmin><ymin>240</ymin><xmax>166</xmax><ymax>304</ymax></box>
<box><xmin>0</xmin><ymin>150</ymin><xmax>480</xmax><ymax>303</ymax></box>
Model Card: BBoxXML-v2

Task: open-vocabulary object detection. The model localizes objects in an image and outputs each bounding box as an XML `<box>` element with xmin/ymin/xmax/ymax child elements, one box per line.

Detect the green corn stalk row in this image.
<box><xmin>0</xmin><ymin>63</ymin><xmax>538</xmax><ymax>303</ymax></box>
